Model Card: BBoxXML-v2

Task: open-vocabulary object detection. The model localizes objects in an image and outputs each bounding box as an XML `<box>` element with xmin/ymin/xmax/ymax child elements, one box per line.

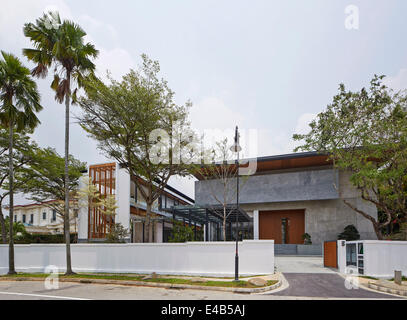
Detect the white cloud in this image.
<box><xmin>95</xmin><ymin>47</ymin><xmax>135</xmax><ymax>80</ymax></box>
<box><xmin>384</xmin><ymin>68</ymin><xmax>407</xmax><ymax>92</ymax></box>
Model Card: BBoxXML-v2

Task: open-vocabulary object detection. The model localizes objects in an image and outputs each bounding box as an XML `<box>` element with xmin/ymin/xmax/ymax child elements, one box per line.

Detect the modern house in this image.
<box><xmin>11</xmin><ymin>200</ymin><xmax>78</xmax><ymax>235</ymax></box>
<box><xmin>193</xmin><ymin>151</ymin><xmax>378</xmax><ymax>245</ymax></box>
<box><xmin>77</xmin><ymin>162</ymin><xmax>194</xmax><ymax>243</ymax></box>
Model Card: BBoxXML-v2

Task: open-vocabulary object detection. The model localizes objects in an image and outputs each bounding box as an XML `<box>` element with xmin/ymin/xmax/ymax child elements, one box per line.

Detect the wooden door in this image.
<box><xmin>259</xmin><ymin>210</ymin><xmax>305</xmax><ymax>244</ymax></box>
<box><xmin>324</xmin><ymin>241</ymin><xmax>338</xmax><ymax>268</ymax></box>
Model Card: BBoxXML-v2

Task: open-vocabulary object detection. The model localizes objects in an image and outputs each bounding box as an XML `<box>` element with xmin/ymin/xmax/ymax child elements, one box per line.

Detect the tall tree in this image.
<box><xmin>0</xmin><ymin>129</ymin><xmax>38</xmax><ymax>243</ymax></box>
<box><xmin>78</xmin><ymin>55</ymin><xmax>195</xmax><ymax>242</ymax></box>
<box><xmin>16</xmin><ymin>147</ymin><xmax>87</xmax><ymax>233</ymax></box>
<box><xmin>293</xmin><ymin>75</ymin><xmax>407</xmax><ymax>239</ymax></box>
<box><xmin>195</xmin><ymin>138</ymin><xmax>248</xmax><ymax>241</ymax></box>
<box><xmin>23</xmin><ymin>11</ymin><xmax>98</xmax><ymax>274</ymax></box>
<box><xmin>0</xmin><ymin>51</ymin><xmax>42</xmax><ymax>274</ymax></box>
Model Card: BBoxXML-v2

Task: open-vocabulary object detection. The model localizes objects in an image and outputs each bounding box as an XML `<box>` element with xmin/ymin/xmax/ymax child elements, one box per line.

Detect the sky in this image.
<box><xmin>1</xmin><ymin>0</ymin><xmax>407</xmax><ymax>205</ymax></box>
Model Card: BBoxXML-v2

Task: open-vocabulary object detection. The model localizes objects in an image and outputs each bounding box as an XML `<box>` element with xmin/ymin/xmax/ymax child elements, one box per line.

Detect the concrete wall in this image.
<box><xmin>339</xmin><ymin>240</ymin><xmax>407</xmax><ymax>278</ymax></box>
<box><xmin>0</xmin><ymin>240</ymin><xmax>274</xmax><ymax>277</ymax></box>
<box><xmin>195</xmin><ymin>168</ymin><xmax>339</xmax><ymax>205</ymax></box>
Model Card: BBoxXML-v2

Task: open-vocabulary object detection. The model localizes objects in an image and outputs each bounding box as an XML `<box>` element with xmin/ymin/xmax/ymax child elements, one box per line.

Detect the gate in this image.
<box><xmin>323</xmin><ymin>240</ymin><xmax>338</xmax><ymax>268</ymax></box>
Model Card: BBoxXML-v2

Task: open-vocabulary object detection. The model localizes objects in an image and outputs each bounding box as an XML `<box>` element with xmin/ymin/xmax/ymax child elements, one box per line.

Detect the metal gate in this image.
<box><xmin>323</xmin><ymin>240</ymin><xmax>338</xmax><ymax>268</ymax></box>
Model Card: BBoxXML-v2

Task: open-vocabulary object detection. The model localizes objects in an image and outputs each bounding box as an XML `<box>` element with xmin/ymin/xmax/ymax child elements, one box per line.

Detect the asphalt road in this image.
<box><xmin>0</xmin><ymin>279</ymin><xmax>402</xmax><ymax>300</ymax></box>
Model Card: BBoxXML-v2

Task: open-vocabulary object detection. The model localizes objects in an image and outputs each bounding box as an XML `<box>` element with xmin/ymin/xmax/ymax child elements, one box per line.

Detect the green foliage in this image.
<box><xmin>105</xmin><ymin>223</ymin><xmax>129</xmax><ymax>243</ymax></box>
<box><xmin>14</xmin><ymin>232</ymin><xmax>77</xmax><ymax>244</ymax></box>
<box><xmin>302</xmin><ymin>233</ymin><xmax>312</xmax><ymax>245</ymax></box>
<box><xmin>337</xmin><ymin>225</ymin><xmax>360</xmax><ymax>241</ymax></box>
<box><xmin>23</xmin><ymin>11</ymin><xmax>99</xmax><ymax>104</ymax></box>
<box><xmin>0</xmin><ymin>51</ymin><xmax>42</xmax><ymax>131</ymax></box>
<box><xmin>168</xmin><ymin>220</ymin><xmax>195</xmax><ymax>243</ymax></box>
<box><xmin>293</xmin><ymin>75</ymin><xmax>407</xmax><ymax>239</ymax></box>
<box><xmin>16</xmin><ymin>147</ymin><xmax>86</xmax><ymax>217</ymax></box>
<box><xmin>4</xmin><ymin>216</ymin><xmax>28</xmax><ymax>239</ymax></box>
<box><xmin>385</xmin><ymin>222</ymin><xmax>407</xmax><ymax>240</ymax></box>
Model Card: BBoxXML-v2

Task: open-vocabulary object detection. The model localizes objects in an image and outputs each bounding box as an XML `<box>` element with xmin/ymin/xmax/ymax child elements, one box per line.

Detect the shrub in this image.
<box><xmin>168</xmin><ymin>220</ymin><xmax>194</xmax><ymax>243</ymax></box>
<box><xmin>105</xmin><ymin>223</ymin><xmax>129</xmax><ymax>243</ymax></box>
<box><xmin>302</xmin><ymin>233</ymin><xmax>312</xmax><ymax>244</ymax></box>
<box><xmin>14</xmin><ymin>233</ymin><xmax>77</xmax><ymax>244</ymax></box>
<box><xmin>337</xmin><ymin>225</ymin><xmax>360</xmax><ymax>241</ymax></box>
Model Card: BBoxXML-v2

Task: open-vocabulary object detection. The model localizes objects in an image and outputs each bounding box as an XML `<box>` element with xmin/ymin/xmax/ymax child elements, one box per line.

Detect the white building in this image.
<box><xmin>11</xmin><ymin>200</ymin><xmax>78</xmax><ymax>235</ymax></box>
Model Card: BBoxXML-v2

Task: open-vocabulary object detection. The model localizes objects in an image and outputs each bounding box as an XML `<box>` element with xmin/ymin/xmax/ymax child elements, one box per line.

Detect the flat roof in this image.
<box><xmin>195</xmin><ymin>151</ymin><xmax>331</xmax><ymax>180</ymax></box>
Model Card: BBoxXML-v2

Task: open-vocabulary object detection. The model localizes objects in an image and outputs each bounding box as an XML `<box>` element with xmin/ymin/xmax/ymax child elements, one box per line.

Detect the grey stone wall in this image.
<box><xmin>195</xmin><ymin>168</ymin><xmax>339</xmax><ymax>205</ymax></box>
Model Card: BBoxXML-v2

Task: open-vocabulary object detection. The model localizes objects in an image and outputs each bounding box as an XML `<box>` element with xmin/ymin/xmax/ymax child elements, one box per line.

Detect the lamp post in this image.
<box><xmin>230</xmin><ymin>126</ymin><xmax>241</xmax><ymax>281</ymax></box>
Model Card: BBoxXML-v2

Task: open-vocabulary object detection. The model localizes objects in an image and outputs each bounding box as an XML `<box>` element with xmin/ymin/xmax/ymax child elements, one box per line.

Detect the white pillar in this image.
<box><xmin>77</xmin><ymin>174</ymin><xmax>89</xmax><ymax>242</ymax></box>
<box><xmin>253</xmin><ymin>210</ymin><xmax>259</xmax><ymax>240</ymax></box>
<box><xmin>115</xmin><ymin>164</ymin><xmax>131</xmax><ymax>239</ymax></box>
<box><xmin>337</xmin><ymin>240</ymin><xmax>347</xmax><ymax>274</ymax></box>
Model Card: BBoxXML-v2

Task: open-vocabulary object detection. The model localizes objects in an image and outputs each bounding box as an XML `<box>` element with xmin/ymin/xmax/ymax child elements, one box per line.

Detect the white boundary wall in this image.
<box><xmin>0</xmin><ymin>240</ymin><xmax>274</xmax><ymax>276</ymax></box>
<box><xmin>337</xmin><ymin>240</ymin><xmax>407</xmax><ymax>278</ymax></box>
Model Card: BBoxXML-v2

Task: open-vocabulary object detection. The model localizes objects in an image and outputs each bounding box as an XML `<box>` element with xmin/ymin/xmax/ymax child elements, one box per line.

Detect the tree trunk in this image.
<box><xmin>373</xmin><ymin>223</ymin><xmax>383</xmax><ymax>240</ymax></box>
<box><xmin>144</xmin><ymin>202</ymin><xmax>151</xmax><ymax>242</ymax></box>
<box><xmin>8</xmin><ymin>121</ymin><xmax>16</xmax><ymax>274</ymax></box>
<box><xmin>0</xmin><ymin>204</ymin><xmax>7</xmax><ymax>244</ymax></box>
<box><xmin>223</xmin><ymin>206</ymin><xmax>227</xmax><ymax>241</ymax></box>
<box><xmin>64</xmin><ymin>73</ymin><xmax>74</xmax><ymax>275</ymax></box>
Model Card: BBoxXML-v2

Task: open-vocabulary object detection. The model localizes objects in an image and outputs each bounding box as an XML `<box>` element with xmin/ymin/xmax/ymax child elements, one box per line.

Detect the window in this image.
<box><xmin>52</xmin><ymin>210</ymin><xmax>56</xmax><ymax>222</ymax></box>
<box><xmin>43</xmin><ymin>212</ymin><xmax>46</xmax><ymax>220</ymax></box>
<box><xmin>130</xmin><ymin>181</ymin><xmax>137</xmax><ymax>202</ymax></box>
<box><xmin>22</xmin><ymin>214</ymin><xmax>26</xmax><ymax>223</ymax></box>
<box><xmin>14</xmin><ymin>215</ymin><xmax>17</xmax><ymax>222</ymax></box>
<box><xmin>346</xmin><ymin>244</ymin><xmax>357</xmax><ymax>266</ymax></box>
<box><xmin>30</xmin><ymin>214</ymin><xmax>34</xmax><ymax>224</ymax></box>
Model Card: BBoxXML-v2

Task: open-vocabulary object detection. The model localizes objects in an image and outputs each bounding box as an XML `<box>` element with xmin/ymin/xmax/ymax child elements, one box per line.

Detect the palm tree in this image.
<box><xmin>0</xmin><ymin>51</ymin><xmax>42</xmax><ymax>274</ymax></box>
<box><xmin>23</xmin><ymin>12</ymin><xmax>98</xmax><ymax>274</ymax></box>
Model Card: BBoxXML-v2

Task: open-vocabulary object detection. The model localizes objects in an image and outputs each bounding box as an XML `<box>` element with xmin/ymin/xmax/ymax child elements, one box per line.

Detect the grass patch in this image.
<box><xmin>0</xmin><ymin>273</ymin><xmax>277</xmax><ymax>288</ymax></box>
<box><xmin>143</xmin><ymin>278</ymin><xmax>277</xmax><ymax>288</ymax></box>
<box><xmin>388</xmin><ymin>276</ymin><xmax>407</xmax><ymax>282</ymax></box>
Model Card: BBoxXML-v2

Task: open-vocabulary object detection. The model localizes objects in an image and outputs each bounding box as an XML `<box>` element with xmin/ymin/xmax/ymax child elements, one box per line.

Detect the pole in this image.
<box><xmin>234</xmin><ymin>127</ymin><xmax>240</xmax><ymax>281</ymax></box>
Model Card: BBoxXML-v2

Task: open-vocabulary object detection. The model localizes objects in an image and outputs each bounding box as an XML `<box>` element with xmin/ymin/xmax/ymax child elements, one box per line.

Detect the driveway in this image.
<box><xmin>275</xmin><ymin>256</ymin><xmax>336</xmax><ymax>273</ymax></box>
<box><xmin>268</xmin><ymin>273</ymin><xmax>395</xmax><ymax>299</ymax></box>
<box><xmin>272</xmin><ymin>256</ymin><xmax>398</xmax><ymax>299</ymax></box>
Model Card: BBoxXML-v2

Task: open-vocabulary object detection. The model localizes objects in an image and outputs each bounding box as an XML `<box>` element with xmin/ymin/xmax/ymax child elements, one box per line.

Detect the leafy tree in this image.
<box><xmin>0</xmin><ymin>129</ymin><xmax>38</xmax><ymax>243</ymax></box>
<box><xmin>0</xmin><ymin>51</ymin><xmax>42</xmax><ymax>274</ymax></box>
<box><xmin>293</xmin><ymin>75</ymin><xmax>407</xmax><ymax>239</ymax></box>
<box><xmin>77</xmin><ymin>55</ymin><xmax>194</xmax><ymax>242</ymax></box>
<box><xmin>4</xmin><ymin>216</ymin><xmax>28</xmax><ymax>240</ymax></box>
<box><xmin>337</xmin><ymin>225</ymin><xmax>360</xmax><ymax>241</ymax></box>
<box><xmin>23</xmin><ymin>11</ymin><xmax>98</xmax><ymax>274</ymax></box>
<box><xmin>16</xmin><ymin>147</ymin><xmax>86</xmax><ymax>233</ymax></box>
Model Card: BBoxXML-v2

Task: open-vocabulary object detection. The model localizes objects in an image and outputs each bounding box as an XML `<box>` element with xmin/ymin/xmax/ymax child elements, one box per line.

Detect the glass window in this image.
<box><xmin>130</xmin><ymin>181</ymin><xmax>136</xmax><ymax>200</ymax></box>
<box><xmin>30</xmin><ymin>214</ymin><xmax>34</xmax><ymax>224</ymax></box>
<box><xmin>14</xmin><ymin>215</ymin><xmax>17</xmax><ymax>222</ymax></box>
<box><xmin>43</xmin><ymin>212</ymin><xmax>46</xmax><ymax>220</ymax></box>
<box><xmin>22</xmin><ymin>214</ymin><xmax>26</xmax><ymax>223</ymax></box>
<box><xmin>52</xmin><ymin>210</ymin><xmax>56</xmax><ymax>222</ymax></box>
<box><xmin>346</xmin><ymin>244</ymin><xmax>357</xmax><ymax>266</ymax></box>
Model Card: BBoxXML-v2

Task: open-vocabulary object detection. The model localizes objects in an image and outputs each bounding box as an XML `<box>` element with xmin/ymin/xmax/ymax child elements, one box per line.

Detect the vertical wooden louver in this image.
<box><xmin>88</xmin><ymin>163</ymin><xmax>116</xmax><ymax>239</ymax></box>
